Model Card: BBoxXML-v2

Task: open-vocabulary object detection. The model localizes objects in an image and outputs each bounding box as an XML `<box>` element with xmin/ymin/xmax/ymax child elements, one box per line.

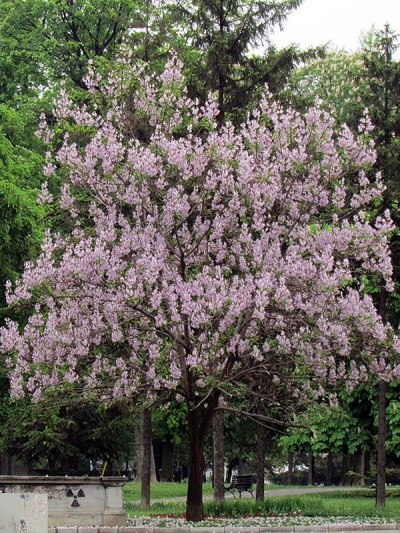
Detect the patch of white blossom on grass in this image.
<box><xmin>126</xmin><ymin>514</ymin><xmax>392</xmax><ymax>528</ymax></box>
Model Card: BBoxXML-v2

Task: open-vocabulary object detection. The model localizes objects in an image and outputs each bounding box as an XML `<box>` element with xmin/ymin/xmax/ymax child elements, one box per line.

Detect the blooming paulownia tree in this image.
<box><xmin>1</xmin><ymin>57</ymin><xmax>399</xmax><ymax>520</ymax></box>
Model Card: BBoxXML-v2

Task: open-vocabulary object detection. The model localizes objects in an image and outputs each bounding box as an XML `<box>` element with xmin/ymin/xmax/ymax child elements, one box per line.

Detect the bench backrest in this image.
<box><xmin>231</xmin><ymin>474</ymin><xmax>253</xmax><ymax>487</ymax></box>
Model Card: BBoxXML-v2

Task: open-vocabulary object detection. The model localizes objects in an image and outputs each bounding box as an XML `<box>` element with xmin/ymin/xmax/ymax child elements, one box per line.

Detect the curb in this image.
<box><xmin>47</xmin><ymin>525</ymin><xmax>400</xmax><ymax>533</ymax></box>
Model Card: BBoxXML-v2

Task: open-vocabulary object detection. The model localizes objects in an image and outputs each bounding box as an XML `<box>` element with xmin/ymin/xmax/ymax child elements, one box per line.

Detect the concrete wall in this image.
<box><xmin>0</xmin><ymin>476</ymin><xmax>126</xmax><ymax>527</ymax></box>
<box><xmin>0</xmin><ymin>493</ymin><xmax>48</xmax><ymax>533</ymax></box>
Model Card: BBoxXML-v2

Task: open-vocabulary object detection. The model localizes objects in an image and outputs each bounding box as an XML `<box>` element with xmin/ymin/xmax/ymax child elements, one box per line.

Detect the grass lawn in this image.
<box><xmin>277</xmin><ymin>491</ymin><xmax>400</xmax><ymax>521</ymax></box>
<box><xmin>123</xmin><ymin>482</ymin><xmax>305</xmax><ymax>501</ymax></box>
<box><xmin>124</xmin><ymin>480</ymin><xmax>214</xmax><ymax>501</ymax></box>
<box><xmin>124</xmin><ymin>483</ymin><xmax>400</xmax><ymax>524</ymax></box>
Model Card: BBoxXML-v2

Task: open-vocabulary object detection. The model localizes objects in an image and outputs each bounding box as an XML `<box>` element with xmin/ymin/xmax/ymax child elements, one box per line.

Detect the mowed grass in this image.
<box><xmin>123</xmin><ymin>482</ymin><xmax>303</xmax><ymax>501</ymax></box>
<box><xmin>124</xmin><ymin>483</ymin><xmax>400</xmax><ymax>522</ymax></box>
<box><xmin>123</xmin><ymin>482</ymin><xmax>301</xmax><ymax>502</ymax></box>
<box><xmin>287</xmin><ymin>491</ymin><xmax>400</xmax><ymax>522</ymax></box>
<box><xmin>124</xmin><ymin>481</ymin><xmax>214</xmax><ymax>501</ymax></box>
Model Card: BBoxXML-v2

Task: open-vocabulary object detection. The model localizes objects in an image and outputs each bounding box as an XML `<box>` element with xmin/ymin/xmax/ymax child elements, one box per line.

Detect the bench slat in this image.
<box><xmin>224</xmin><ymin>474</ymin><xmax>254</xmax><ymax>498</ymax></box>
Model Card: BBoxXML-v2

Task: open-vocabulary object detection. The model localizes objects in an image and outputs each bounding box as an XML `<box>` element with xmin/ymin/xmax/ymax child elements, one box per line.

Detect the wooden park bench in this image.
<box><xmin>224</xmin><ymin>474</ymin><xmax>254</xmax><ymax>498</ymax></box>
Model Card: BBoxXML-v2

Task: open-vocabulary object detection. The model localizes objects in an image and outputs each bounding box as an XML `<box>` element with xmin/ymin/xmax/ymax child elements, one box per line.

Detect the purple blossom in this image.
<box><xmin>0</xmin><ymin>56</ymin><xmax>398</xmax><ymax>410</ymax></box>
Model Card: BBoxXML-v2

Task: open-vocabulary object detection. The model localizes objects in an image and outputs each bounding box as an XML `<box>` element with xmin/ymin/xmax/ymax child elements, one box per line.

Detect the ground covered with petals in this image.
<box><xmin>126</xmin><ymin>514</ymin><xmax>392</xmax><ymax>528</ymax></box>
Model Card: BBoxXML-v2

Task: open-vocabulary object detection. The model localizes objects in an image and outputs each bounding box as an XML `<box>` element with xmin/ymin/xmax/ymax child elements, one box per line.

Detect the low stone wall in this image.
<box><xmin>0</xmin><ymin>475</ymin><xmax>126</xmax><ymax>527</ymax></box>
<box><xmin>46</xmin><ymin>525</ymin><xmax>400</xmax><ymax>533</ymax></box>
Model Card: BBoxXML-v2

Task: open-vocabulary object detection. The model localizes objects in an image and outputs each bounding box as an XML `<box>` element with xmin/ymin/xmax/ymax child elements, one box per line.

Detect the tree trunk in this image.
<box><xmin>359</xmin><ymin>452</ymin><xmax>366</xmax><ymax>486</ymax></box>
<box><xmin>186</xmin><ymin>409</ymin><xmax>207</xmax><ymax>521</ymax></box>
<box><xmin>287</xmin><ymin>452</ymin><xmax>294</xmax><ymax>485</ymax></box>
<box><xmin>349</xmin><ymin>453</ymin><xmax>366</xmax><ymax>486</ymax></box>
<box><xmin>135</xmin><ymin>412</ymin><xmax>157</xmax><ymax>484</ymax></box>
<box><xmin>376</xmin><ymin>285</ymin><xmax>387</xmax><ymax>507</ymax></box>
<box><xmin>376</xmin><ymin>379</ymin><xmax>387</xmax><ymax>507</ymax></box>
<box><xmin>256</xmin><ymin>421</ymin><xmax>266</xmax><ymax>502</ymax></box>
<box><xmin>226</xmin><ymin>460</ymin><xmax>234</xmax><ymax>483</ymax></box>
<box><xmin>341</xmin><ymin>454</ymin><xmax>350</xmax><ymax>486</ymax></box>
<box><xmin>308</xmin><ymin>452</ymin><xmax>314</xmax><ymax>486</ymax></box>
<box><xmin>140</xmin><ymin>408</ymin><xmax>151</xmax><ymax>510</ymax></box>
<box><xmin>161</xmin><ymin>440</ymin><xmax>174</xmax><ymax>482</ymax></box>
<box><xmin>134</xmin><ymin>417</ymin><xmax>143</xmax><ymax>481</ymax></box>
<box><xmin>365</xmin><ymin>451</ymin><xmax>371</xmax><ymax>484</ymax></box>
<box><xmin>184</xmin><ymin>369</ymin><xmax>220</xmax><ymax>521</ymax></box>
<box><xmin>213</xmin><ymin>407</ymin><xmax>225</xmax><ymax>503</ymax></box>
<box><xmin>326</xmin><ymin>451</ymin><xmax>333</xmax><ymax>486</ymax></box>
<box><xmin>150</xmin><ymin>441</ymin><xmax>157</xmax><ymax>482</ymax></box>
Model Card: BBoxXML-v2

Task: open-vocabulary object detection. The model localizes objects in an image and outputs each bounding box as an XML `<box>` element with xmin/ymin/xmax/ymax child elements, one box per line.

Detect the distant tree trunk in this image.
<box><xmin>287</xmin><ymin>452</ymin><xmax>294</xmax><ymax>485</ymax></box>
<box><xmin>238</xmin><ymin>458</ymin><xmax>245</xmax><ymax>475</ymax></box>
<box><xmin>365</xmin><ymin>451</ymin><xmax>371</xmax><ymax>484</ymax></box>
<box><xmin>226</xmin><ymin>460</ymin><xmax>234</xmax><ymax>483</ymax></box>
<box><xmin>256</xmin><ymin>421</ymin><xmax>266</xmax><ymax>502</ymax></box>
<box><xmin>340</xmin><ymin>452</ymin><xmax>369</xmax><ymax>487</ymax></box>
<box><xmin>308</xmin><ymin>452</ymin><xmax>314</xmax><ymax>486</ymax></box>
<box><xmin>376</xmin><ymin>380</ymin><xmax>387</xmax><ymax>507</ymax></box>
<box><xmin>359</xmin><ymin>452</ymin><xmax>366</xmax><ymax>486</ymax></box>
<box><xmin>348</xmin><ymin>453</ymin><xmax>366</xmax><ymax>486</ymax></box>
<box><xmin>326</xmin><ymin>451</ymin><xmax>333</xmax><ymax>486</ymax></box>
<box><xmin>150</xmin><ymin>444</ymin><xmax>157</xmax><ymax>481</ymax></box>
<box><xmin>134</xmin><ymin>418</ymin><xmax>143</xmax><ymax>481</ymax></box>
<box><xmin>141</xmin><ymin>408</ymin><xmax>151</xmax><ymax>510</ymax></box>
<box><xmin>213</xmin><ymin>406</ymin><xmax>225</xmax><ymax>503</ymax></box>
<box><xmin>376</xmin><ymin>285</ymin><xmax>387</xmax><ymax>507</ymax></box>
<box><xmin>135</xmin><ymin>412</ymin><xmax>157</xmax><ymax>484</ymax></box>
<box><xmin>161</xmin><ymin>440</ymin><xmax>174</xmax><ymax>482</ymax></box>
<box><xmin>341</xmin><ymin>454</ymin><xmax>351</xmax><ymax>485</ymax></box>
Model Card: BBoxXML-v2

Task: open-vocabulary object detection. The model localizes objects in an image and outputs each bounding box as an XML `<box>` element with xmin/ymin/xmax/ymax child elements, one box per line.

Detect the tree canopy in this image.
<box><xmin>1</xmin><ymin>55</ymin><xmax>399</xmax><ymax>519</ymax></box>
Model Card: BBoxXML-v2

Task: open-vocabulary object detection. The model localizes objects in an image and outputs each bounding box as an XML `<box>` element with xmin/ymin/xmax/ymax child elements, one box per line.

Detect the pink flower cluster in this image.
<box><xmin>1</xmin><ymin>57</ymin><xmax>399</xmax><ymax>405</ymax></box>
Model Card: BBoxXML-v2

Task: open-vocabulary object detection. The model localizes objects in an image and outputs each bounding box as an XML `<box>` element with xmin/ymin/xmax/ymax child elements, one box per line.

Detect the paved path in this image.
<box><xmin>239</xmin><ymin>485</ymin><xmax>370</xmax><ymax>498</ymax></box>
<box><xmin>128</xmin><ymin>485</ymin><xmax>370</xmax><ymax>504</ymax></box>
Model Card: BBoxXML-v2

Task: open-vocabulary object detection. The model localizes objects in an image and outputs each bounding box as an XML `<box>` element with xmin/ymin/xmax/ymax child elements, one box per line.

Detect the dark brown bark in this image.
<box><xmin>186</xmin><ymin>408</ymin><xmax>207</xmax><ymax>521</ymax></box>
<box><xmin>376</xmin><ymin>379</ymin><xmax>386</xmax><ymax>507</ymax></box>
<box><xmin>213</xmin><ymin>408</ymin><xmax>225</xmax><ymax>503</ymax></box>
<box><xmin>256</xmin><ymin>421</ymin><xmax>266</xmax><ymax>502</ymax></box>
<box><xmin>185</xmin><ymin>387</ymin><xmax>221</xmax><ymax>521</ymax></box>
<box><xmin>140</xmin><ymin>408</ymin><xmax>151</xmax><ymax>510</ymax></box>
